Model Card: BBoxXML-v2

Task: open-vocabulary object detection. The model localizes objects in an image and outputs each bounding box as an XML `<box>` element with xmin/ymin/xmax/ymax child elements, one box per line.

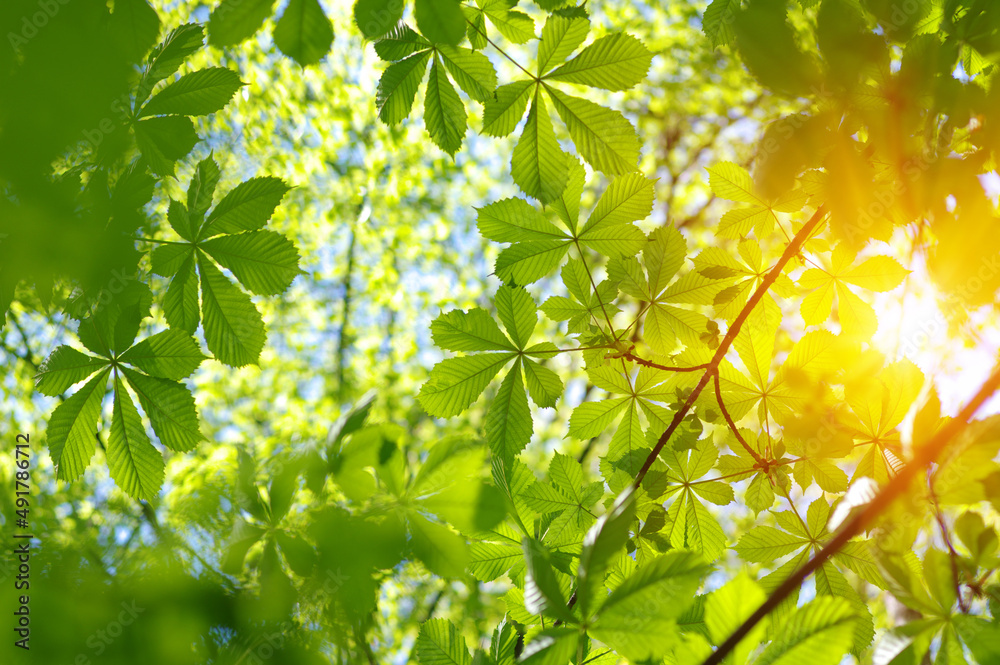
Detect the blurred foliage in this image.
<box><xmin>4</xmin><ymin>0</ymin><xmax>1000</xmax><ymax>664</ymax></box>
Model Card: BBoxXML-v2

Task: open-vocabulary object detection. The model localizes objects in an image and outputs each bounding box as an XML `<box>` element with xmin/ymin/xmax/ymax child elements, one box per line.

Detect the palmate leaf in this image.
<box><xmin>482</xmin><ymin>80</ymin><xmax>535</xmax><ymax>137</ymax></box>
<box><xmin>273</xmin><ymin>0</ymin><xmax>334</xmax><ymax>66</ymax></box>
<box><xmin>473</xmin><ymin>0</ymin><xmax>534</xmax><ymax>46</ymax></box>
<box><xmin>415</xmin><ymin>619</ymin><xmax>473</xmax><ymax>665</ymax></box>
<box><xmin>377</xmin><ymin>50</ymin><xmax>433</xmax><ymax>124</ymax></box>
<box><xmin>355</xmin><ymin>0</ymin><xmax>404</xmax><ymax>39</ymax></box>
<box><xmin>151</xmin><ymin>165</ymin><xmax>296</xmax><ymax>367</ymax></box>
<box><xmin>138</xmin><ymin>24</ymin><xmax>205</xmax><ymax>104</ymax></box>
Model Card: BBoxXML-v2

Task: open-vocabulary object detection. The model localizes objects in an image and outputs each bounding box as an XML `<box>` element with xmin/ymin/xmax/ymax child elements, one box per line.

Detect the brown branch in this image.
<box><xmin>701</xmin><ymin>363</ymin><xmax>1000</xmax><ymax>665</ymax></box>
<box><xmin>713</xmin><ymin>371</ymin><xmax>765</xmax><ymax>466</ymax></box>
<box><xmin>623</xmin><ymin>352</ymin><xmax>708</xmax><ymax>373</ymax></box>
<box><xmin>633</xmin><ymin>205</ymin><xmax>828</xmax><ymax>488</ymax></box>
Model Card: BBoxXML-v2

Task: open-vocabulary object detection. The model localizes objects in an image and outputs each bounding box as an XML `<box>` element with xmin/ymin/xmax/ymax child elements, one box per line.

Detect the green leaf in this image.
<box><xmin>522</xmin><ymin>538</ymin><xmax>575</xmax><ymax>622</ymax></box>
<box><xmin>141</xmin><ymin>68</ymin><xmax>244</xmax><ymax>117</ymax></box>
<box><xmin>274</xmin><ymin>0</ymin><xmax>334</xmax><ymax>65</ymax></box>
<box><xmin>645</xmin><ymin>224</ymin><xmax>686</xmax><ymax>297</ymax></box>
<box><xmin>734</xmin><ymin>526</ymin><xmax>808</xmax><ymax>563</ymax></box>
<box><xmin>138</xmin><ymin>24</ymin><xmax>205</xmax><ymax>104</ymax></box>
<box><xmin>546</xmin><ymin>87</ymin><xmax>640</xmax><ymax>175</ymax></box>
<box><xmin>35</xmin><ymin>346</ymin><xmax>107</xmax><ymax>397</ymax></box>
<box><xmin>495</xmin><ymin>240</ymin><xmax>570</xmax><ymax>285</ymax></box>
<box><xmin>424</xmin><ymin>57</ymin><xmax>467</xmax><ymax>155</ymax></box>
<box><xmin>706</xmin><ymin>573</ymin><xmax>768</xmax><ymax>665</ymax></box>
<box><xmin>482</xmin><ymin>80</ymin><xmax>534</xmax><ymax>137</ymax></box>
<box><xmin>485</xmin><ymin>359</ymin><xmax>533</xmax><ymax>464</ymax></box>
<box><xmin>415</xmin><ymin>619</ymin><xmax>473</xmax><ymax>665</ymax></box>
<box><xmin>582</xmin><ymin>173</ymin><xmax>656</xmax><ymax>234</ymax></box>
<box><xmin>198</xmin><ymin>256</ymin><xmax>266</xmax><ymax>367</ymax></box>
<box><xmin>745</xmin><ymin>472</ymin><xmax>775</xmax><ymax>515</ymax></box>
<box><xmin>374</xmin><ymin>24</ymin><xmax>430</xmax><ymax>61</ymax></box>
<box><xmin>522</xmin><ymin>358</ymin><xmax>563</xmax><ymax>408</ymax></box>
<box><xmin>519</xmin><ymin>629</ymin><xmax>578</xmax><ymax>665</ymax></box>
<box><xmin>274</xmin><ymin>531</ymin><xmax>316</xmax><ymax>576</ymax></box>
<box><xmin>537</xmin><ymin>15</ymin><xmax>589</xmax><ymax>75</ymax></box>
<box><xmin>221</xmin><ymin>518</ymin><xmax>266</xmax><ymax>574</ymax></box>
<box><xmin>47</xmin><ymin>369</ymin><xmax>110</xmax><ymax>482</ymax></box>
<box><xmin>476</xmin><ymin>197</ymin><xmax>564</xmax><ymax>243</ymax></box>
<box><xmin>122</xmin><ymin>368</ymin><xmax>204</xmax><ymax>451</ymax></box>
<box><xmin>409</xmin><ymin>513</ymin><xmax>468</xmax><ymax>577</ymax></box>
<box><xmin>703</xmin><ymin>0</ymin><xmax>740</xmax><ymax>47</ymax></box>
<box><xmin>201</xmin><ymin>230</ymin><xmax>301</xmax><ymax>295</ymax></box>
<box><xmin>377</xmin><ymin>51</ymin><xmax>432</xmax><ymax>124</ymax></box>
<box><xmin>437</xmin><ymin>45</ymin><xmax>497</xmax><ymax>102</ymax></box>
<box><xmin>468</xmin><ymin>540</ymin><xmax>522</xmax><ymax>581</ymax></box>
<box><xmin>354</xmin><ymin>0</ymin><xmax>404</xmax><ymax>39</ymax></box>
<box><xmin>577</xmin><ymin>486</ymin><xmax>637</xmax><ymax>618</ymax></box>
<box><xmin>208</xmin><ymin>0</ymin><xmax>277</xmax><ymax>47</ymax></box>
<box><xmin>494</xmin><ymin>285</ymin><xmax>536</xmax><ymax>349</ymax></box>
<box><xmin>109</xmin><ymin>0</ymin><xmax>160</xmax><ymax>63</ymax></box>
<box><xmin>203</xmin><ymin>177</ymin><xmax>291</xmax><ymax>236</ymax></box>
<box><xmin>119</xmin><ymin>329</ymin><xmax>206</xmax><ymax>380</ymax></box>
<box><xmin>187</xmin><ymin>156</ymin><xmax>222</xmax><ymax>223</ymax></box>
<box><xmin>707</xmin><ymin>161</ymin><xmax>765</xmax><ymax>205</ymax></box>
<box><xmin>482</xmin><ymin>1</ymin><xmax>534</xmax><ymax>44</ymax></box>
<box><xmin>418</xmin><ymin>352</ymin><xmax>515</xmax><ymax>417</ymax></box>
<box><xmin>753</xmin><ymin>596</ymin><xmax>856</xmax><ymax>665</ymax></box>
<box><xmin>133</xmin><ymin>116</ymin><xmax>199</xmax><ymax>176</ymax></box>
<box><xmin>547</xmin><ymin>33</ymin><xmax>652</xmax><ymax>91</ymax></box>
<box><xmin>414</xmin><ymin>0</ymin><xmax>465</xmax><ymax>45</ymax></box>
<box><xmin>511</xmin><ymin>93</ymin><xmax>569</xmax><ymax>203</ymax></box>
<box><xmin>164</xmin><ymin>255</ymin><xmax>201</xmax><ymax>334</ymax></box>
<box><xmin>431</xmin><ymin>309</ymin><xmax>514</xmax><ymax>352</ymax></box>
<box><xmin>568</xmin><ymin>397</ymin><xmax>629</xmax><ymax>439</ymax></box>
<box><xmin>107</xmin><ymin>376</ymin><xmax>165</xmax><ymax>501</ymax></box>
<box><xmin>591</xmin><ymin>550</ymin><xmax>710</xmax><ymax>661</ymax></box>
<box><xmin>550</xmin><ymin>158</ymin><xmax>585</xmax><ymax>232</ymax></box>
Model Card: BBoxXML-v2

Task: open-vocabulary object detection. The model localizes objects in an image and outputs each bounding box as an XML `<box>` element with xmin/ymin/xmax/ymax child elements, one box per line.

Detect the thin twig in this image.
<box><xmin>633</xmin><ymin>205</ymin><xmax>828</xmax><ymax>488</ymax></box>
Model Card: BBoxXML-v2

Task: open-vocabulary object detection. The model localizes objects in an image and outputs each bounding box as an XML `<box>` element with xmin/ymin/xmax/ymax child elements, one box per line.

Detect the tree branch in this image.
<box><xmin>633</xmin><ymin>205</ymin><xmax>827</xmax><ymax>487</ymax></box>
